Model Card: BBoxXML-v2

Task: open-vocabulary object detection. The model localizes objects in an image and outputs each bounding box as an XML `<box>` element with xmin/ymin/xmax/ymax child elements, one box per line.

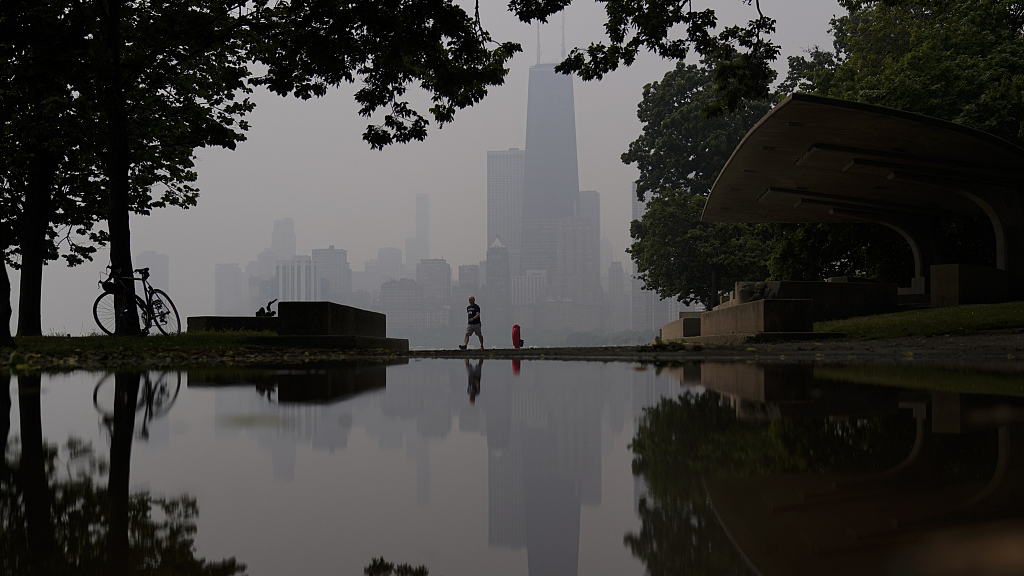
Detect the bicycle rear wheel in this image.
<box><xmin>149</xmin><ymin>289</ymin><xmax>180</xmax><ymax>335</ymax></box>
<box><xmin>93</xmin><ymin>292</ymin><xmax>149</xmax><ymax>335</ymax></box>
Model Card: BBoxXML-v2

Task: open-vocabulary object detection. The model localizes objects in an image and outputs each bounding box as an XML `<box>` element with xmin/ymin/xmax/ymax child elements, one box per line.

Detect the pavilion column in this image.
<box><xmin>954</xmin><ymin>186</ymin><xmax>1024</xmax><ymax>299</ymax></box>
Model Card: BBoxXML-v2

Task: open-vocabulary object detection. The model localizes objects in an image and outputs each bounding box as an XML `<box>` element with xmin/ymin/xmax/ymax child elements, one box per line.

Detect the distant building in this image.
<box><xmin>377</xmin><ymin>246</ymin><xmax>406</xmax><ymax>282</ymax></box>
<box><xmin>136</xmin><ymin>250</ymin><xmax>169</xmax><ymax>292</ymax></box>
<box><xmin>458</xmin><ymin>265</ymin><xmax>480</xmax><ymax>289</ymax></box>
<box><xmin>521</xmin><ymin>63</ymin><xmax>579</xmax><ymax>281</ymax></box>
<box><xmin>578</xmin><ymin>190</ymin><xmax>601</xmax><ymax>299</ymax></box>
<box><xmin>215</xmin><ymin>263</ymin><xmax>247</xmax><ymax>315</ymax></box>
<box><xmin>405</xmin><ymin>193</ymin><xmax>430</xmax><ymax>270</ymax></box>
<box><xmin>553</xmin><ymin>216</ymin><xmax>600</xmax><ymax>305</ymax></box>
<box><xmin>312</xmin><ymin>245</ymin><xmax>352</xmax><ymax>301</ymax></box>
<box><xmin>608</xmin><ymin>261</ymin><xmax>630</xmax><ymax>332</ymax></box>
<box><xmin>277</xmin><ymin>255</ymin><xmax>320</xmax><ymax>302</ymax></box>
<box><xmin>486</xmin><ymin>237</ymin><xmax>511</xmax><ymax>335</ymax></box>
<box><xmin>417</xmin><ymin>258</ymin><xmax>451</xmax><ymax>307</ymax></box>
<box><xmin>271</xmin><ymin>217</ymin><xmax>296</xmax><ymax>261</ymax></box>
<box><xmin>487</xmin><ymin>148</ymin><xmax>524</xmax><ymax>275</ymax></box>
<box><xmin>380</xmin><ymin>278</ymin><xmax>447</xmax><ymax>333</ymax></box>
<box><xmin>511</xmin><ymin>270</ymin><xmax>546</xmax><ymax>306</ymax></box>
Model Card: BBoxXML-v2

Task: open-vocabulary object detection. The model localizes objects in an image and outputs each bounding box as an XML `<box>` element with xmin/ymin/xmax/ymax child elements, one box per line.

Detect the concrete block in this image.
<box><xmin>930</xmin><ymin>264</ymin><xmax>1009</xmax><ymax>306</ymax></box>
<box><xmin>700</xmin><ymin>299</ymin><xmax>813</xmax><ymax>336</ymax></box>
<box><xmin>186</xmin><ymin>316</ymin><xmax>279</xmax><ymax>332</ymax></box>
<box><xmin>278</xmin><ymin>301</ymin><xmax>386</xmax><ymax>337</ymax></box>
<box><xmin>660</xmin><ymin>316</ymin><xmax>703</xmax><ymax>341</ymax></box>
<box><xmin>683</xmin><ymin>317</ymin><xmax>701</xmax><ymax>337</ymax></box>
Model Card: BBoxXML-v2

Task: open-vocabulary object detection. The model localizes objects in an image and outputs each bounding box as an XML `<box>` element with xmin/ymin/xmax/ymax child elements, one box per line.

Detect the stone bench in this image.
<box><xmin>186</xmin><ymin>302</ymin><xmax>407</xmax><ymax>351</ymax></box>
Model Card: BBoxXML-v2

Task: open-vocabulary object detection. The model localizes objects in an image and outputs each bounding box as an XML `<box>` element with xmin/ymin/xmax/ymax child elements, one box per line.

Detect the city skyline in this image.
<box><xmin>7</xmin><ymin>2</ymin><xmax>843</xmax><ymax>334</ymax></box>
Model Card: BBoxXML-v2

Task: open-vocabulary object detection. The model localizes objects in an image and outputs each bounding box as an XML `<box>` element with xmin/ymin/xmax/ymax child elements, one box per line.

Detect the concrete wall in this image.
<box><xmin>700</xmin><ymin>299</ymin><xmax>813</xmax><ymax>336</ymax></box>
<box><xmin>187</xmin><ymin>317</ymin><xmax>278</xmax><ymax>332</ymax></box>
<box><xmin>930</xmin><ymin>264</ymin><xmax>1009</xmax><ymax>306</ymax></box>
<box><xmin>660</xmin><ymin>317</ymin><xmax>702</xmax><ymax>341</ymax></box>
<box><xmin>278</xmin><ymin>301</ymin><xmax>386</xmax><ymax>337</ymax></box>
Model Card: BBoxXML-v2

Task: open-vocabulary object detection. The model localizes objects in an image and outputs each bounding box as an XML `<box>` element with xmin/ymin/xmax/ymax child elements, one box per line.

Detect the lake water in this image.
<box><xmin>4</xmin><ymin>360</ymin><xmax>1024</xmax><ymax>575</ymax></box>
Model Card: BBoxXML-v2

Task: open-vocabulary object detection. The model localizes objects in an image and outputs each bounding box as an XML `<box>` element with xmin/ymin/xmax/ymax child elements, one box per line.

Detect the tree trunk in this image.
<box><xmin>103</xmin><ymin>0</ymin><xmax>141</xmax><ymax>336</ymax></box>
<box><xmin>18</xmin><ymin>374</ymin><xmax>57</xmax><ymax>566</ymax></box>
<box><xmin>107</xmin><ymin>371</ymin><xmax>140</xmax><ymax>575</ymax></box>
<box><xmin>0</xmin><ymin>226</ymin><xmax>16</xmax><ymax>348</ymax></box>
<box><xmin>17</xmin><ymin>148</ymin><xmax>57</xmax><ymax>337</ymax></box>
<box><xmin>0</xmin><ymin>372</ymin><xmax>10</xmax><ymax>475</ymax></box>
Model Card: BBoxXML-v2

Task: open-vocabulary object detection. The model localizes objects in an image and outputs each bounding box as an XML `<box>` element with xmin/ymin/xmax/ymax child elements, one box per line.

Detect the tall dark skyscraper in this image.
<box><xmin>521</xmin><ymin>63</ymin><xmax>579</xmax><ymax>278</ymax></box>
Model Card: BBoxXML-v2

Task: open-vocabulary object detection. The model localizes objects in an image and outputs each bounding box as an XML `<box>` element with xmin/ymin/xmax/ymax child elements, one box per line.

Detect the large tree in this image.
<box><xmin>3</xmin><ymin>0</ymin><xmax>790</xmax><ymax>336</ymax></box>
<box><xmin>630</xmin><ymin>189</ymin><xmax>769</xmax><ymax>310</ymax></box>
<box><xmin>624</xmin><ymin>62</ymin><xmax>772</xmax><ymax>307</ymax></box>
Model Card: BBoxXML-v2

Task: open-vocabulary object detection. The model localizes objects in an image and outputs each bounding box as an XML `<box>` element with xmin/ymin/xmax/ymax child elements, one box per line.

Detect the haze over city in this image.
<box><xmin>10</xmin><ymin>0</ymin><xmax>841</xmax><ymax>335</ymax></box>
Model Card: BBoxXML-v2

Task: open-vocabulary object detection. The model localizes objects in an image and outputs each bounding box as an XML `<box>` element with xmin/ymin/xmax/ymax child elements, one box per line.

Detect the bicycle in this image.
<box><xmin>93</xmin><ymin>371</ymin><xmax>182</xmax><ymax>440</ymax></box>
<box><xmin>93</xmin><ymin>266</ymin><xmax>180</xmax><ymax>335</ymax></box>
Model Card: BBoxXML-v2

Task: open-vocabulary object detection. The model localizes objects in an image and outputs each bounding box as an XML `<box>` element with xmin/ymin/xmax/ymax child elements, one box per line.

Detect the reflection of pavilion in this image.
<box><xmin>696</xmin><ymin>362</ymin><xmax>1024</xmax><ymax>576</ymax></box>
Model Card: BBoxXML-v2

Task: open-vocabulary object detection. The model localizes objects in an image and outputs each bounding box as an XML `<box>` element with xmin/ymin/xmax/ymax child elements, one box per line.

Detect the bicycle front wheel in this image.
<box><xmin>93</xmin><ymin>292</ymin><xmax>149</xmax><ymax>335</ymax></box>
<box><xmin>93</xmin><ymin>292</ymin><xmax>118</xmax><ymax>335</ymax></box>
<box><xmin>149</xmin><ymin>289</ymin><xmax>180</xmax><ymax>335</ymax></box>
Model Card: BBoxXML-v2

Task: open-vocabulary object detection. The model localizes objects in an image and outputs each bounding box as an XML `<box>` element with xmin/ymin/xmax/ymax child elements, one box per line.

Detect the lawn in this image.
<box><xmin>816</xmin><ymin>301</ymin><xmax>1024</xmax><ymax>340</ymax></box>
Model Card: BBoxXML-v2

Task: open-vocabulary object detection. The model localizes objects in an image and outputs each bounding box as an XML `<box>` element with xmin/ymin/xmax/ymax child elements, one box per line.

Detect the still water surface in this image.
<box><xmin>5</xmin><ymin>360</ymin><xmax>1024</xmax><ymax>575</ymax></box>
<box><xmin>4</xmin><ymin>360</ymin><xmax>683</xmax><ymax>576</ymax></box>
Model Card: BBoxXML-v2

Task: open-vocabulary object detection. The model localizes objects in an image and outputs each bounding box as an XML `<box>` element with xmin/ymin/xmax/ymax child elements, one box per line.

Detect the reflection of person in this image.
<box><xmin>459</xmin><ymin>295</ymin><xmax>484</xmax><ymax>350</ymax></box>
<box><xmin>465</xmin><ymin>358</ymin><xmax>483</xmax><ymax>403</ymax></box>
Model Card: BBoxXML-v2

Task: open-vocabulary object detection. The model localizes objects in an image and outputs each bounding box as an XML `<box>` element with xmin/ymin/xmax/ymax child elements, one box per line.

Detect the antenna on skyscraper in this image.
<box><xmin>561</xmin><ymin>12</ymin><xmax>566</xmax><ymax>60</ymax></box>
<box><xmin>536</xmin><ymin>21</ymin><xmax>541</xmax><ymax>64</ymax></box>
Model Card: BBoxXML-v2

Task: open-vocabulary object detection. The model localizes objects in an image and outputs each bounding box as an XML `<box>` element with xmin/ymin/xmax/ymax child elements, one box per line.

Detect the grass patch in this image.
<box><xmin>7</xmin><ymin>330</ymin><xmax>278</xmax><ymax>355</ymax></box>
<box><xmin>815</xmin><ymin>301</ymin><xmax>1024</xmax><ymax>340</ymax></box>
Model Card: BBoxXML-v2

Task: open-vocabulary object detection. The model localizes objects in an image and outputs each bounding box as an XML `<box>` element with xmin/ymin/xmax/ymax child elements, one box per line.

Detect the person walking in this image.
<box><xmin>460</xmin><ymin>295</ymin><xmax>484</xmax><ymax>349</ymax></box>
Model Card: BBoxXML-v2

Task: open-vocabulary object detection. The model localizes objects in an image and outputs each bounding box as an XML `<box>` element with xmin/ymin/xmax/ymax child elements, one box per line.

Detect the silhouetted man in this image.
<box><xmin>460</xmin><ymin>295</ymin><xmax>483</xmax><ymax>349</ymax></box>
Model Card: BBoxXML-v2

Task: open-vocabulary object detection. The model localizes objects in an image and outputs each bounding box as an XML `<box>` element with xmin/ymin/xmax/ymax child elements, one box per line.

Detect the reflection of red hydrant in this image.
<box><xmin>512</xmin><ymin>324</ymin><xmax>524</xmax><ymax>349</ymax></box>
<box><xmin>512</xmin><ymin>359</ymin><xmax>521</xmax><ymax>375</ymax></box>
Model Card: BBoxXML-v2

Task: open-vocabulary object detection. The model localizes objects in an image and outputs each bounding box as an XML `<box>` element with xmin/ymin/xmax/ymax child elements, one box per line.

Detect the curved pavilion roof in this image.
<box><xmin>702</xmin><ymin>94</ymin><xmax>1024</xmax><ymax>224</ymax></box>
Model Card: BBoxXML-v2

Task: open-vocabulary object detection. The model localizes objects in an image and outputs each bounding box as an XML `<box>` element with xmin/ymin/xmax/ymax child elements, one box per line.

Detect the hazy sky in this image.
<box><xmin>13</xmin><ymin>0</ymin><xmax>842</xmax><ymax>335</ymax></box>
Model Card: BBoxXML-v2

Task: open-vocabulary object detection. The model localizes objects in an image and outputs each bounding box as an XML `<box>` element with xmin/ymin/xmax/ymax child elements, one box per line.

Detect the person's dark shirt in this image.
<box><xmin>467</xmin><ymin>303</ymin><xmax>481</xmax><ymax>325</ymax></box>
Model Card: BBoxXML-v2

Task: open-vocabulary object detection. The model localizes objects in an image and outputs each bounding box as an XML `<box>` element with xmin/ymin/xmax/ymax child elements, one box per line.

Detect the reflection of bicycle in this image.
<box><xmin>93</xmin><ymin>371</ymin><xmax>182</xmax><ymax>440</ymax></box>
<box><xmin>93</xmin><ymin>266</ymin><xmax>180</xmax><ymax>335</ymax></box>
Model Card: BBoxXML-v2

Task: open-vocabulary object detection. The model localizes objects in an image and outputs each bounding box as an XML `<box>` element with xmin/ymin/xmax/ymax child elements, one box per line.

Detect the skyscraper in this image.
<box><xmin>486</xmin><ymin>237</ymin><xmax>511</xmax><ymax>336</ymax></box>
<box><xmin>521</xmin><ymin>63</ymin><xmax>579</xmax><ymax>280</ymax></box>
<box><xmin>405</xmin><ymin>193</ymin><xmax>430</xmax><ymax>268</ymax></box>
<box><xmin>487</xmin><ymin>148</ymin><xmax>524</xmax><ymax>274</ymax></box>
<box><xmin>214</xmin><ymin>263</ymin><xmax>247</xmax><ymax>315</ymax></box>
<box><xmin>312</xmin><ymin>245</ymin><xmax>352</xmax><ymax>300</ymax></box>
<box><xmin>271</xmin><ymin>217</ymin><xmax>296</xmax><ymax>261</ymax></box>
<box><xmin>417</xmin><ymin>258</ymin><xmax>451</xmax><ymax>307</ymax></box>
<box><xmin>277</xmin><ymin>255</ymin><xmax>320</xmax><ymax>302</ymax></box>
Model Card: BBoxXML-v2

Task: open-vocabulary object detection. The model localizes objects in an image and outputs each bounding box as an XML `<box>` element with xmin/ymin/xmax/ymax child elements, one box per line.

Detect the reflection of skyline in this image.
<box><xmin>209</xmin><ymin>360</ymin><xmax>682</xmax><ymax>575</ymax></box>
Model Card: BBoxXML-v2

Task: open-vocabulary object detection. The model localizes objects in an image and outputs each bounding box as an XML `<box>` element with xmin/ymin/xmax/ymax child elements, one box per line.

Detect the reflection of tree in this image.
<box><xmin>625</xmin><ymin>391</ymin><xmax>920</xmax><ymax>575</ymax></box>
<box><xmin>1</xmin><ymin>372</ymin><xmax>245</xmax><ymax>575</ymax></box>
<box><xmin>364</xmin><ymin>556</ymin><xmax>428</xmax><ymax>576</ymax></box>
<box><xmin>626</xmin><ymin>391</ymin><xmax>774</xmax><ymax>575</ymax></box>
